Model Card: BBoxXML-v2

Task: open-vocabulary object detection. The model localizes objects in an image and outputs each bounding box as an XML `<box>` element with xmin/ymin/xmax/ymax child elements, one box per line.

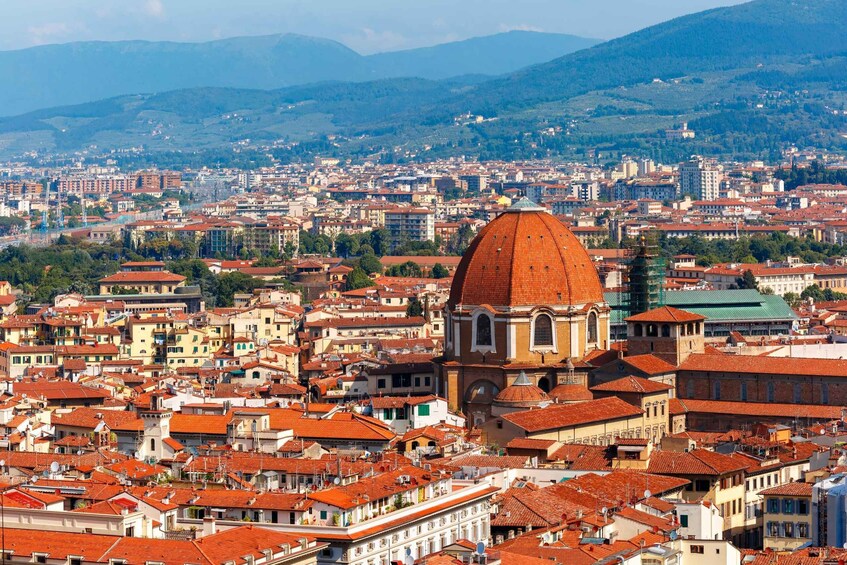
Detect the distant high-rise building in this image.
<box><xmin>385</xmin><ymin>208</ymin><xmax>435</xmax><ymax>248</ymax></box>
<box><xmin>638</xmin><ymin>158</ymin><xmax>656</xmax><ymax>176</ymax></box>
<box><xmin>679</xmin><ymin>157</ymin><xmax>721</xmax><ymax>200</ymax></box>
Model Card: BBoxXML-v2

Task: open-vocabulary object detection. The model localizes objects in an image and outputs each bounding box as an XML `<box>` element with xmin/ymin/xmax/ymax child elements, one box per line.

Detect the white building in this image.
<box><xmin>680</xmin><ymin>157</ymin><xmax>722</xmax><ymax>201</ymax></box>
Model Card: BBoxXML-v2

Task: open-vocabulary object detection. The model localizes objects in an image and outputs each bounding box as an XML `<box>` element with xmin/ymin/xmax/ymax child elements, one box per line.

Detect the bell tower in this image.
<box><xmin>625</xmin><ymin>306</ymin><xmax>705</xmax><ymax>366</ymax></box>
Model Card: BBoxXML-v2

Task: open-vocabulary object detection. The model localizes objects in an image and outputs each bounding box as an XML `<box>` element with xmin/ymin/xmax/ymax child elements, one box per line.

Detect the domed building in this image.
<box><xmin>491</xmin><ymin>371</ymin><xmax>550</xmax><ymax>416</ymax></box>
<box><xmin>436</xmin><ymin>198</ymin><xmax>609</xmax><ymax>425</ymax></box>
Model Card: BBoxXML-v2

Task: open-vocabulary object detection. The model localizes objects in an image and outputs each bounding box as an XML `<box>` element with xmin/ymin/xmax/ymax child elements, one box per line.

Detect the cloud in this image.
<box><xmin>342</xmin><ymin>27</ymin><xmax>409</xmax><ymax>53</ymax></box>
<box><xmin>27</xmin><ymin>22</ymin><xmax>73</xmax><ymax>45</ymax></box>
<box><xmin>143</xmin><ymin>0</ymin><xmax>165</xmax><ymax>18</ymax></box>
<box><xmin>498</xmin><ymin>23</ymin><xmax>545</xmax><ymax>32</ymax></box>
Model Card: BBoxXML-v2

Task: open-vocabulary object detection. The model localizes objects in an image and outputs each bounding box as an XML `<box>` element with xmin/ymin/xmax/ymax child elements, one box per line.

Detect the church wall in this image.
<box><xmin>677</xmin><ymin>371</ymin><xmax>846</xmax><ymax>406</ymax></box>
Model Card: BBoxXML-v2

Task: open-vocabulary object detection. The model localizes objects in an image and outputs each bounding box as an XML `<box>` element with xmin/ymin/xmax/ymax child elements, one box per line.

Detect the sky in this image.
<box><xmin>3</xmin><ymin>0</ymin><xmax>750</xmax><ymax>54</ymax></box>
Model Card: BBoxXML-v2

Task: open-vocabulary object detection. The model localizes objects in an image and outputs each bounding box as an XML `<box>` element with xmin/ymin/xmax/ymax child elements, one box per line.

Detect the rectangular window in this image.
<box><xmin>679</xmin><ymin>514</ymin><xmax>689</xmax><ymax>528</ymax></box>
<box><xmin>767</xmin><ymin>498</ymin><xmax>780</xmax><ymax>513</ymax></box>
<box><xmin>418</xmin><ymin>404</ymin><xmax>430</xmax><ymax>417</ymax></box>
<box><xmin>320</xmin><ymin>510</ymin><xmax>327</xmax><ymax>520</ymax></box>
<box><xmin>377</xmin><ymin>379</ymin><xmax>386</xmax><ymax>389</ymax></box>
<box><xmin>783</xmin><ymin>522</ymin><xmax>794</xmax><ymax>538</ymax></box>
<box><xmin>798</xmin><ymin>499</ymin><xmax>809</xmax><ymax>515</ymax></box>
<box><xmin>798</xmin><ymin>522</ymin><xmax>809</xmax><ymax>538</ymax></box>
<box><xmin>783</xmin><ymin>499</ymin><xmax>794</xmax><ymax>514</ymax></box>
<box><xmin>740</xmin><ymin>382</ymin><xmax>748</xmax><ymax>402</ymax></box>
<box><xmin>822</xmin><ymin>383</ymin><xmax>829</xmax><ymax>404</ymax></box>
<box><xmin>383</xmin><ymin>408</ymin><xmax>393</xmax><ymax>420</ymax></box>
<box><xmin>793</xmin><ymin>384</ymin><xmax>802</xmax><ymax>404</ymax></box>
<box><xmin>690</xmin><ymin>545</ymin><xmax>704</xmax><ymax>554</ymax></box>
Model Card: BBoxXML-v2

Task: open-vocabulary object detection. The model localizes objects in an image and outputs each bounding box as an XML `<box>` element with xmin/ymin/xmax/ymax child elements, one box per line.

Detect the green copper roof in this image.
<box><xmin>508</xmin><ymin>197</ymin><xmax>544</xmax><ymax>212</ymax></box>
<box><xmin>605</xmin><ymin>289</ymin><xmax>798</xmax><ymax>325</ymax></box>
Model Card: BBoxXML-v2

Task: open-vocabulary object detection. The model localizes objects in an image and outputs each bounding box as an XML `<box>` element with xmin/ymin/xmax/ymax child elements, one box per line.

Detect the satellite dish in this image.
<box><xmin>30</xmin><ymin>476</ymin><xmax>37</xmax><ymax>484</ymax></box>
<box><xmin>670</xmin><ymin>530</ymin><xmax>678</xmax><ymax>541</ymax></box>
<box><xmin>0</xmin><ymin>459</ymin><xmax>5</xmax><ymax>468</ymax></box>
<box><xmin>476</xmin><ymin>542</ymin><xmax>486</xmax><ymax>555</ymax></box>
<box><xmin>333</xmin><ymin>477</ymin><xmax>341</xmax><ymax>486</ymax></box>
<box><xmin>404</xmin><ymin>549</ymin><xmax>414</xmax><ymax>565</ymax></box>
<box><xmin>644</xmin><ymin>490</ymin><xmax>652</xmax><ymax>499</ymax></box>
<box><xmin>50</xmin><ymin>461</ymin><xmax>60</xmax><ymax>474</ymax></box>
<box><xmin>601</xmin><ymin>506</ymin><xmax>608</xmax><ymax>515</ymax></box>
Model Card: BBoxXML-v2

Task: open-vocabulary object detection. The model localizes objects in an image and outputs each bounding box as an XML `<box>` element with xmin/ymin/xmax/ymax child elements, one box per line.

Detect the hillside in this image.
<box><xmin>2</xmin><ymin>0</ymin><xmax>847</xmax><ymax>164</ymax></box>
<box><xmin>0</xmin><ymin>31</ymin><xmax>597</xmax><ymax>116</ymax></box>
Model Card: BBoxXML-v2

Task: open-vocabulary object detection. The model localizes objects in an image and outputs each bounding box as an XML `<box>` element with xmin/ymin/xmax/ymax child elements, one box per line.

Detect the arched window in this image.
<box><xmin>150</xmin><ymin>438</ymin><xmax>156</xmax><ymax>452</ymax></box>
<box><xmin>587</xmin><ymin>312</ymin><xmax>598</xmax><ymax>344</ymax></box>
<box><xmin>661</xmin><ymin>324</ymin><xmax>671</xmax><ymax>338</ymax></box>
<box><xmin>633</xmin><ymin>323</ymin><xmax>643</xmax><ymax>337</ymax></box>
<box><xmin>475</xmin><ymin>314</ymin><xmax>492</xmax><ymax>347</ymax></box>
<box><xmin>533</xmin><ymin>314</ymin><xmax>554</xmax><ymax>347</ymax></box>
<box><xmin>687</xmin><ymin>322</ymin><xmax>694</xmax><ymax>335</ymax></box>
<box><xmin>647</xmin><ymin>324</ymin><xmax>658</xmax><ymax>337</ymax></box>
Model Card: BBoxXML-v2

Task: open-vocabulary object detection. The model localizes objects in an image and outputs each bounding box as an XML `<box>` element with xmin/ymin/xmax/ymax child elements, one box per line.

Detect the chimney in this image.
<box><xmin>202</xmin><ymin>516</ymin><xmax>217</xmax><ymax>537</ymax></box>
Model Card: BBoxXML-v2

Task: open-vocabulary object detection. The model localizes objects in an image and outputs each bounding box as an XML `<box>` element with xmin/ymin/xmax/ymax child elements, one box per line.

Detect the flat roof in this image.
<box><xmin>606</xmin><ymin>289</ymin><xmax>798</xmax><ymax>325</ymax></box>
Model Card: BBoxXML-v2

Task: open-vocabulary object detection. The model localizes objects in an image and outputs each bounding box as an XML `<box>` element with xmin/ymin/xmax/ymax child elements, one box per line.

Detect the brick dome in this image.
<box><xmin>448</xmin><ymin>199</ymin><xmax>604</xmax><ymax>309</ymax></box>
<box><xmin>493</xmin><ymin>371</ymin><xmax>550</xmax><ymax>407</ymax></box>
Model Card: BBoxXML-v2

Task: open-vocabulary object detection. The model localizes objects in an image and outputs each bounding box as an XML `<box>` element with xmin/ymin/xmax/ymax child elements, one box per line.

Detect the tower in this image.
<box><xmin>625</xmin><ymin>306</ymin><xmax>705</xmax><ymax>366</ymax></box>
<box><xmin>627</xmin><ymin>236</ymin><xmax>665</xmax><ymax>317</ymax></box>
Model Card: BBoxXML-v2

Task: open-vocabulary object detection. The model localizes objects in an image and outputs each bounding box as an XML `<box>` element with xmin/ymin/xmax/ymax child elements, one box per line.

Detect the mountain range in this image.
<box><xmin>0</xmin><ymin>31</ymin><xmax>598</xmax><ymax>116</ymax></box>
<box><xmin>2</xmin><ymin>0</ymin><xmax>847</xmax><ymax>164</ymax></box>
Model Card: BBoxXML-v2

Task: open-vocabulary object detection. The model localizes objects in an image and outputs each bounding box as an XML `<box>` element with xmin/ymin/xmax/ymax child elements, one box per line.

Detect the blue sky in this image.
<box><xmin>4</xmin><ymin>0</ymin><xmax>750</xmax><ymax>53</ymax></box>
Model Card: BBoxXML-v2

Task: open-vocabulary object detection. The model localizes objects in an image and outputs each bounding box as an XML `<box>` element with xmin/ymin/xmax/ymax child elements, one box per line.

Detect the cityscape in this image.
<box><xmin>3</xmin><ymin>1</ymin><xmax>847</xmax><ymax>565</ymax></box>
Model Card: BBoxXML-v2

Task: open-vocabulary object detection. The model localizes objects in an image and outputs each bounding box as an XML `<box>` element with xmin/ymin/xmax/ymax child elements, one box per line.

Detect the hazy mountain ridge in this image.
<box><xmin>0</xmin><ymin>30</ymin><xmax>598</xmax><ymax>116</ymax></box>
<box><xmin>2</xmin><ymin>0</ymin><xmax>847</xmax><ymax>162</ymax></box>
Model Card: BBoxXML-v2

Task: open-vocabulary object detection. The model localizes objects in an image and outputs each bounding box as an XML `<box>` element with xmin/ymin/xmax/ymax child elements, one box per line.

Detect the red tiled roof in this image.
<box><xmin>620</xmin><ymin>354</ymin><xmax>677</xmax><ymax>375</ymax></box>
<box><xmin>648</xmin><ymin>449</ymin><xmax>748</xmax><ymax>476</ymax></box>
<box><xmin>675</xmin><ymin>398</ymin><xmax>843</xmax><ymax>420</ymax></box>
<box><xmin>548</xmin><ymin>384</ymin><xmax>593</xmax><ymax>402</ymax></box>
<box><xmin>448</xmin><ymin>208</ymin><xmax>604</xmax><ymax>308</ymax></box>
<box><xmin>591</xmin><ymin>375</ymin><xmax>673</xmax><ymax>394</ymax></box>
<box><xmin>625</xmin><ymin>305</ymin><xmax>705</xmax><ymax>323</ymax></box>
<box><xmin>502</xmin><ymin>397</ymin><xmax>643</xmax><ymax>433</ymax></box>
<box><xmin>99</xmin><ymin>271</ymin><xmax>186</xmax><ymax>283</ymax></box>
<box><xmin>679</xmin><ymin>353</ymin><xmax>847</xmax><ymax>377</ymax></box>
<box><xmin>759</xmin><ymin>482</ymin><xmax>813</xmax><ymax>497</ymax></box>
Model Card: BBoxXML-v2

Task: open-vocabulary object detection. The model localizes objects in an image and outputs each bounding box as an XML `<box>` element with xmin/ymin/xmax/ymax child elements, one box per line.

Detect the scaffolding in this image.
<box><xmin>625</xmin><ymin>233</ymin><xmax>666</xmax><ymax>317</ymax></box>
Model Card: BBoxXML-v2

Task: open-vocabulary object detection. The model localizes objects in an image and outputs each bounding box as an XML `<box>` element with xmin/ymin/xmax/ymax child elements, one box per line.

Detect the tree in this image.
<box><xmin>358</xmin><ymin>253</ymin><xmax>383</xmax><ymax>276</ymax></box>
<box><xmin>215</xmin><ymin>272</ymin><xmax>261</xmax><ymax>307</ymax></box>
<box><xmin>430</xmin><ymin>263</ymin><xmax>449</xmax><ymax>279</ymax></box>
<box><xmin>386</xmin><ymin>261</ymin><xmax>423</xmax><ymax>278</ymax></box>
<box><xmin>345</xmin><ymin>267</ymin><xmax>373</xmax><ymax>290</ymax></box>
<box><xmin>783</xmin><ymin>292</ymin><xmax>801</xmax><ymax>307</ymax></box>
<box><xmin>335</xmin><ymin>233</ymin><xmax>359</xmax><ymax>258</ymax></box>
<box><xmin>801</xmin><ymin>284</ymin><xmax>825</xmax><ymax>302</ymax></box>
<box><xmin>406</xmin><ymin>298</ymin><xmax>424</xmax><ymax>317</ymax></box>
<box><xmin>735</xmin><ymin>270</ymin><xmax>758</xmax><ymax>290</ymax></box>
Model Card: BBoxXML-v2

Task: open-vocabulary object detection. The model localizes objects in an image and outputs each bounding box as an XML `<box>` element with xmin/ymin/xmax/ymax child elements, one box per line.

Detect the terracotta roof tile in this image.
<box><xmin>503</xmin><ymin>397</ymin><xmax>643</xmax><ymax>433</ymax></box>
<box><xmin>448</xmin><ymin>208</ymin><xmax>604</xmax><ymax>308</ymax></box>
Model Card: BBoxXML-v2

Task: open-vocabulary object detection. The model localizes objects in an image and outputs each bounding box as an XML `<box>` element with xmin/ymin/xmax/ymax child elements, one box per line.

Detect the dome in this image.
<box><xmin>548</xmin><ymin>383</ymin><xmax>594</xmax><ymax>403</ymax></box>
<box><xmin>449</xmin><ymin>198</ymin><xmax>604</xmax><ymax>308</ymax></box>
<box><xmin>493</xmin><ymin>371</ymin><xmax>550</xmax><ymax>407</ymax></box>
